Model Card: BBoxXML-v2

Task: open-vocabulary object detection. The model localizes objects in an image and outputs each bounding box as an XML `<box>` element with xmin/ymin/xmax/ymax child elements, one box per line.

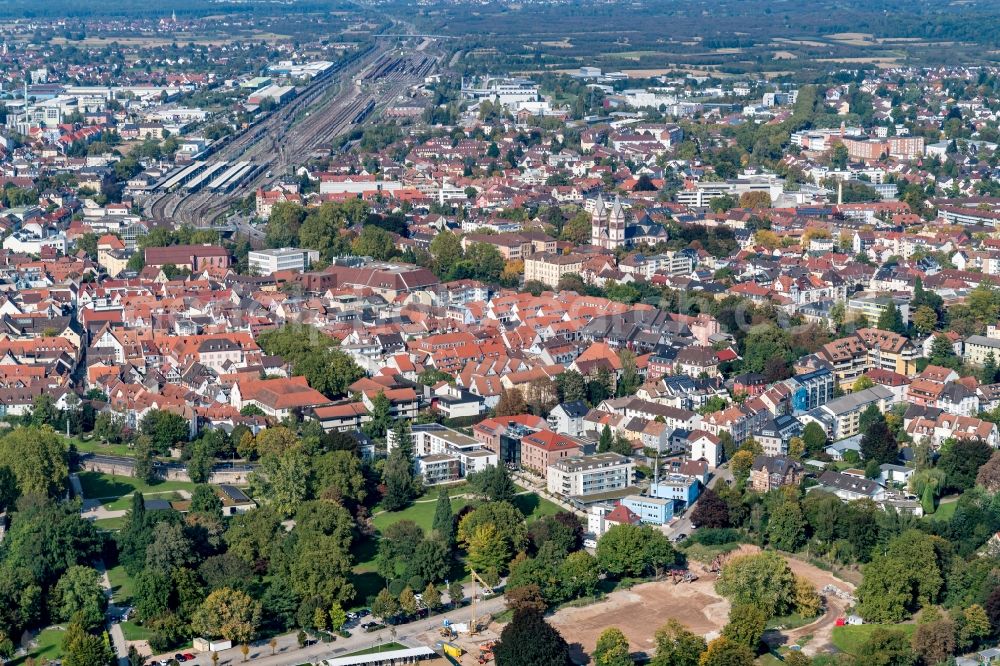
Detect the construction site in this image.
<box><xmin>413</xmin><ymin>569</ymin><xmax>504</xmax><ymax>666</ymax></box>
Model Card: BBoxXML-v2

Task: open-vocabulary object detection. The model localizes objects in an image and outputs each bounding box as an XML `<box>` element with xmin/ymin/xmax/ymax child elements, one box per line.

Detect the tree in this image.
<box><xmin>62</xmin><ymin>621</ymin><xmax>115</xmax><ymax>666</ymax></box>
<box><xmin>371</xmin><ymin>588</ymin><xmax>399</xmax><ymax>621</ymax></box>
<box><xmin>690</xmin><ymin>488</ymin><xmax>729</xmax><ymax>528</ymax></box>
<box><xmin>912</xmin><ymin>617</ymin><xmax>955</xmax><ymax>666</ymax></box>
<box><xmin>617</xmin><ymin>349</ymin><xmax>641</xmax><ymax>397</ymax></box>
<box><xmin>593</xmin><ymin>628</ymin><xmax>632</xmax><ymax>666</ymax></box>
<box><xmin>448</xmin><ymin>580</ymin><xmax>465</xmax><ymax>607</ymax></box>
<box><xmin>494</xmin><ymin>609</ymin><xmax>571</xmax><ymax>666</ymax></box>
<box><xmin>495</xmin><ymin>388</ymin><xmax>528</xmax><ymax>417</ymax></box>
<box><xmin>939</xmin><ymin>438</ymin><xmax>993</xmax><ymax>492</ymax></box>
<box><xmin>382</xmin><ymin>446</ymin><xmax>418</xmax><ymax>512</ymax></box>
<box><xmin>767</xmin><ymin>499</ymin><xmax>806</xmax><ymax>552</ymax></box>
<box><xmin>560</xmin><ymin>550</ymin><xmax>600</xmax><ymax>600</ymax></box>
<box><xmin>465</xmin><ymin>523</ymin><xmax>510</xmax><ymax>575</ymax></box>
<box><xmin>856</xmin><ymin>530</ymin><xmax>944</xmax><ymax>622</ymax></box>
<box><xmin>738</xmin><ymin>191</ymin><xmax>771</xmax><ymax>209</ymax></box>
<box><xmin>715</xmin><ymin>552</ymin><xmax>796</xmax><ymax>619</ymax></box>
<box><xmin>912</xmin><ymin>305</ymin><xmax>937</xmax><ymax>334</ymax></box>
<box><xmin>351</xmin><ymin>225</ymin><xmax>395</xmax><ymax>261</ymax></box>
<box><xmin>0</xmin><ymin>426</ymin><xmax>68</xmax><ymax>497</ymax></box>
<box><xmin>793</xmin><ymin>577</ymin><xmax>822</xmax><ymax>618</ymax></box>
<box><xmin>251</xmin><ymin>449</ymin><xmax>310</xmax><ymax>518</ymax></box>
<box><xmin>127</xmin><ymin>646</ymin><xmax>147</xmax><ymax>666</ymax></box>
<box><xmin>802</xmin><ymin>422</ymin><xmax>827</xmax><ymax>454</ymax></box>
<box><xmin>191</xmin><ymin>485</ymin><xmax>223</xmax><ymax>517</ymax></box>
<box><xmin>959</xmin><ymin>604</ymin><xmax>991</xmax><ymax>651</ymax></box>
<box><xmin>399</xmin><ymin>586</ymin><xmax>418</xmax><ymax>616</ymax></box>
<box><xmin>431</xmin><ymin>487</ymin><xmax>455</xmax><ymax>546</ymax></box>
<box><xmin>596</xmin><ymin>524</ymin><xmax>676</xmax><ymax>578</ymax></box>
<box><xmin>51</xmin><ymin>566</ymin><xmax>107</xmax><ymax>631</ymax></box>
<box><xmin>853</xmin><ymin>375</ymin><xmax>875</xmax><ymax>392</ymax></box>
<box><xmin>698</xmin><ymin>637</ymin><xmax>754</xmax><ymax>666</ymax></box>
<box><xmin>256</xmin><ymin>325</ymin><xmax>363</xmax><ymax>399</ymax></box>
<box><xmin>145</xmin><ymin>521</ymin><xmax>196</xmax><ymax>575</ymax></box>
<box><xmin>429</xmin><ymin>231</ymin><xmax>463</xmax><ymax>277</ymax></box>
<box><xmin>327</xmin><ymin>601</ymin><xmax>346</xmax><ymax>631</ymax></box>
<box><xmin>730</xmin><ymin>450</ymin><xmax>754</xmax><ymax>484</ymax></box>
<box><xmin>139</xmin><ymin>409</ymin><xmax>190</xmax><ymax>453</ymax></box>
<box><xmin>598</xmin><ymin>424</ymin><xmax>613</xmax><ymax>453</ymax></box>
<box><xmin>855</xmin><ymin>628</ymin><xmax>914</xmax><ymax>666</ymax></box>
<box><xmin>363</xmin><ymin>391</ymin><xmax>392</xmax><ymax>439</ymax></box>
<box><xmin>467</xmin><ymin>464</ymin><xmax>517</xmax><ymax>503</ymax></box>
<box><xmin>876</xmin><ymin>305</ymin><xmax>905</xmax><ymax>334</ymax></box>
<box><xmin>423</xmin><ymin>582</ymin><xmax>442</xmax><ymax>611</ymax></box>
<box><xmin>556</xmin><ymin>370</ymin><xmax>587</xmax><ymax>403</ymax></box>
<box><xmin>722</xmin><ymin>604</ymin><xmax>766</xmax><ymax>650</ymax></box>
<box><xmin>860</xmin><ymin>419</ymin><xmax>897</xmax><ymax>465</ymax></box>
<box><xmin>190</xmin><ymin>588</ymin><xmax>262</xmax><ymax>644</ymax></box>
<box><xmin>651</xmin><ymin>620</ymin><xmax>705</xmax><ymax>666</ymax></box>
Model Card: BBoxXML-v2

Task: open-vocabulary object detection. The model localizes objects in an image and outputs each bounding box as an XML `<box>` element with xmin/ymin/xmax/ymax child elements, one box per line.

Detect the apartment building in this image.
<box><xmin>803</xmin><ymin>385</ymin><xmax>895</xmax><ymax>440</ymax></box>
<box><xmin>388</xmin><ymin>423</ymin><xmax>499</xmax><ymax>482</ymax></box>
<box><xmin>820</xmin><ymin>328</ymin><xmax>918</xmax><ymax>388</ymax></box>
<box><xmin>547</xmin><ymin>452</ymin><xmax>636</xmax><ymax>498</ymax></box>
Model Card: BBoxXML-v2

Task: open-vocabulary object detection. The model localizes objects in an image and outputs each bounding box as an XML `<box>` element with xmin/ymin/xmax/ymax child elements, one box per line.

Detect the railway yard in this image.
<box><xmin>144</xmin><ymin>39</ymin><xmax>439</xmax><ymax>229</ymax></box>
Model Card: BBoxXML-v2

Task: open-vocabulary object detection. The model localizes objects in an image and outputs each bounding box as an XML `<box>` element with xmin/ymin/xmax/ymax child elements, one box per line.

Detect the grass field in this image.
<box><xmin>105</xmin><ymin>490</ymin><xmax>186</xmax><ymax>512</ymax></box>
<box><xmin>121</xmin><ymin>621</ymin><xmax>154</xmax><ymax>641</ymax></box>
<box><xmin>831</xmin><ymin>624</ymin><xmax>916</xmax><ymax>654</ymax></box>
<box><xmin>94</xmin><ymin>516</ymin><xmax>126</xmax><ymax>531</ymax></box>
<box><xmin>13</xmin><ymin>627</ymin><xmax>65</xmax><ymax>665</ymax></box>
<box><xmin>71</xmin><ymin>436</ymin><xmax>135</xmax><ymax>458</ymax></box>
<box><xmin>344</xmin><ymin>642</ymin><xmax>407</xmax><ymax>657</ymax></box>
<box><xmin>371</xmin><ymin>495</ymin><xmax>471</xmax><ymax>533</ymax></box>
<box><xmin>77</xmin><ymin>471</ymin><xmax>196</xmax><ymax>503</ymax></box>
<box><xmin>107</xmin><ymin>563</ymin><xmax>134</xmax><ymax>605</ymax></box>
<box><xmin>924</xmin><ymin>498</ymin><xmax>958</xmax><ymax>521</ymax></box>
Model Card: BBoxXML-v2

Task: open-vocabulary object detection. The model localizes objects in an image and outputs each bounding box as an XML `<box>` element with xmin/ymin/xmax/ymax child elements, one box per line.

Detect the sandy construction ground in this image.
<box><xmin>550</xmin><ymin>576</ymin><xmax>730</xmax><ymax>662</ymax></box>
<box><xmin>549</xmin><ymin>545</ymin><xmax>856</xmax><ymax>662</ymax></box>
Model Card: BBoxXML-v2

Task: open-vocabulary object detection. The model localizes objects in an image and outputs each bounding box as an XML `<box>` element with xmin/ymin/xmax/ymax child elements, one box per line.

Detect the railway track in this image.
<box><xmin>160</xmin><ymin>36</ymin><xmax>439</xmax><ymax>227</ymax></box>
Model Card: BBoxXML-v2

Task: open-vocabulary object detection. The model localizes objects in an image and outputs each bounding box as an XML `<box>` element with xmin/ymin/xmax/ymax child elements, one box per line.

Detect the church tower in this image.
<box><xmin>608</xmin><ymin>195</ymin><xmax>626</xmax><ymax>249</ymax></box>
<box><xmin>591</xmin><ymin>194</ymin><xmax>607</xmax><ymax>247</ymax></box>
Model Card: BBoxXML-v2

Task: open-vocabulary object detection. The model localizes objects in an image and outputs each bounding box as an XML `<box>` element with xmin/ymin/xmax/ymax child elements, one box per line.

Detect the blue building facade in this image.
<box><xmin>622</xmin><ymin>495</ymin><xmax>674</xmax><ymax>525</ymax></box>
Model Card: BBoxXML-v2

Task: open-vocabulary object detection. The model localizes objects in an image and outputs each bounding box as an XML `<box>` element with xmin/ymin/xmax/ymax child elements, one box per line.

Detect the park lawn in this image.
<box><xmin>14</xmin><ymin>627</ymin><xmax>65</xmax><ymax>665</ymax></box>
<box><xmin>70</xmin><ymin>437</ymin><xmax>135</xmax><ymax>458</ymax></box>
<box><xmin>121</xmin><ymin>621</ymin><xmax>154</xmax><ymax>641</ymax></box>
<box><xmin>832</xmin><ymin>624</ymin><xmax>916</xmax><ymax>655</ymax></box>
<box><xmin>94</xmin><ymin>517</ymin><xmax>126</xmax><ymax>531</ymax></box>
<box><xmin>105</xmin><ymin>490</ymin><xmax>186</xmax><ymax>511</ymax></box>
<box><xmin>344</xmin><ymin>643</ymin><xmax>407</xmax><ymax>657</ymax></box>
<box><xmin>77</xmin><ymin>471</ymin><xmax>196</xmax><ymax>503</ymax></box>
<box><xmin>107</xmin><ymin>563</ymin><xmax>135</xmax><ymax>605</ymax></box>
<box><xmin>371</xmin><ymin>496</ymin><xmax>472</xmax><ymax>533</ymax></box>
<box><xmin>512</xmin><ymin>492</ymin><xmax>562</xmax><ymax>522</ymax></box>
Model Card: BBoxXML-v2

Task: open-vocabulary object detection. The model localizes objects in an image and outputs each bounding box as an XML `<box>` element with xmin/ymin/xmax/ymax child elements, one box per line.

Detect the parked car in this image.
<box><xmin>183</xmin><ymin>654</ymin><xmax>195</xmax><ymax>661</ymax></box>
<box><xmin>174</xmin><ymin>654</ymin><xmax>187</xmax><ymax>662</ymax></box>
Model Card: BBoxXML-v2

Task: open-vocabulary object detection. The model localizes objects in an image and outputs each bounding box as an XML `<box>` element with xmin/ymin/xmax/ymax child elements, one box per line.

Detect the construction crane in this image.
<box><xmin>469</xmin><ymin>569</ymin><xmax>494</xmax><ymax>636</ymax></box>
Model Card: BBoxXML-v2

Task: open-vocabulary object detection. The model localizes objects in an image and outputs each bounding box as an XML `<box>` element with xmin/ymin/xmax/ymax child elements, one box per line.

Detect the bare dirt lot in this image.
<box><xmin>549</xmin><ymin>546</ymin><xmax>856</xmax><ymax>663</ymax></box>
<box><xmin>550</xmin><ymin>576</ymin><xmax>730</xmax><ymax>662</ymax></box>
